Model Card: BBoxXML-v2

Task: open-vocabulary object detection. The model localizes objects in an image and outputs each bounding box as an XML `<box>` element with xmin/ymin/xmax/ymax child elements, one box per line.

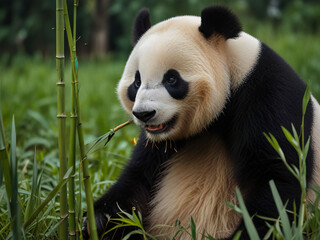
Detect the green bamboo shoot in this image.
<box><xmin>56</xmin><ymin>0</ymin><xmax>68</xmax><ymax>238</ymax></box>
<box><xmin>67</xmin><ymin>0</ymin><xmax>79</xmax><ymax>238</ymax></box>
<box><xmin>75</xmin><ymin>60</ymin><xmax>99</xmax><ymax>240</ymax></box>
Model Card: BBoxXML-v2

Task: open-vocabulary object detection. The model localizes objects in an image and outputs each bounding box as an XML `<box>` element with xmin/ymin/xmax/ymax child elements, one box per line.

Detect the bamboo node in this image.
<box><xmin>56</xmin><ymin>55</ymin><xmax>65</xmax><ymax>59</ymax></box>
<box><xmin>68</xmin><ymin>210</ymin><xmax>76</xmax><ymax>214</ymax></box>
<box><xmin>60</xmin><ymin>213</ymin><xmax>69</xmax><ymax>219</ymax></box>
<box><xmin>69</xmin><ymin>232</ymin><xmax>76</xmax><ymax>236</ymax></box>
<box><xmin>83</xmin><ymin>175</ymin><xmax>90</xmax><ymax>180</ymax></box>
<box><xmin>56</xmin><ymin>8</ymin><xmax>64</xmax><ymax>12</ymax></box>
<box><xmin>57</xmin><ymin>114</ymin><xmax>67</xmax><ymax>118</ymax></box>
<box><xmin>56</xmin><ymin>82</ymin><xmax>65</xmax><ymax>86</ymax></box>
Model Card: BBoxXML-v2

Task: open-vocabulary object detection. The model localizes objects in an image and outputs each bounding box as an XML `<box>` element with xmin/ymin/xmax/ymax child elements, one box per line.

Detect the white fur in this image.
<box><xmin>308</xmin><ymin>96</ymin><xmax>320</xmax><ymax>203</ymax></box>
<box><xmin>148</xmin><ymin>134</ymin><xmax>240</xmax><ymax>239</ymax></box>
<box><xmin>118</xmin><ymin>16</ymin><xmax>231</xmax><ymax>141</ymax></box>
<box><xmin>227</xmin><ymin>32</ymin><xmax>261</xmax><ymax>89</ymax></box>
<box><xmin>132</xmin><ymin>85</ymin><xmax>179</xmax><ymax>127</ymax></box>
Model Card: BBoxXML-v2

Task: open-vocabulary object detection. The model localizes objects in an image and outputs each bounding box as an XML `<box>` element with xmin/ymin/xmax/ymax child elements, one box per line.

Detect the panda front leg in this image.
<box><xmin>83</xmin><ymin>132</ymin><xmax>170</xmax><ymax>240</ymax></box>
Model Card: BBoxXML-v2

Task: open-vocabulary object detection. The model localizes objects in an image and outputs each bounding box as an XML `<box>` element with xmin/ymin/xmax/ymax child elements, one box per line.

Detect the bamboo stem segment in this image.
<box><xmin>76</xmin><ymin>84</ymin><xmax>98</xmax><ymax>240</ymax></box>
<box><xmin>56</xmin><ymin>0</ymin><xmax>68</xmax><ymax>238</ymax></box>
<box><xmin>62</xmin><ymin>1</ymin><xmax>98</xmax><ymax>238</ymax></box>
<box><xmin>67</xmin><ymin>0</ymin><xmax>78</xmax><ymax>238</ymax></box>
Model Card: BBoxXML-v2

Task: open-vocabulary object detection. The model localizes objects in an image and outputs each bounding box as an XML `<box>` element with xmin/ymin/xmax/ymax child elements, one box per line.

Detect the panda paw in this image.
<box><xmin>82</xmin><ymin>207</ymin><xmax>113</xmax><ymax>240</ymax></box>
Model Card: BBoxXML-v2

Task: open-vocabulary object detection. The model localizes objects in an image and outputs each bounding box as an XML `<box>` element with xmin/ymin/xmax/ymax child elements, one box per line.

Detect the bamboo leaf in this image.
<box><xmin>302</xmin><ymin>137</ymin><xmax>310</xmax><ymax>163</ymax></box>
<box><xmin>101</xmin><ymin>224</ymin><xmax>132</xmax><ymax>237</ymax></box>
<box><xmin>302</xmin><ymin>85</ymin><xmax>310</xmax><ymax>117</ymax></box>
<box><xmin>291</xmin><ymin>124</ymin><xmax>300</xmax><ymax>145</ymax></box>
<box><xmin>24</xmin><ymin>167</ymin><xmax>73</xmax><ymax>229</ymax></box>
<box><xmin>85</xmin><ymin>131</ymin><xmax>114</xmax><ymax>155</ymax></box>
<box><xmin>235</xmin><ymin>188</ymin><xmax>260</xmax><ymax>240</ymax></box>
<box><xmin>264</xmin><ymin>133</ymin><xmax>286</xmax><ymax>161</ymax></box>
<box><xmin>122</xmin><ymin>230</ymin><xmax>143</xmax><ymax>240</ymax></box>
<box><xmin>190</xmin><ymin>216</ymin><xmax>197</xmax><ymax>240</ymax></box>
<box><xmin>281</xmin><ymin>126</ymin><xmax>300</xmax><ymax>152</ymax></box>
<box><xmin>269</xmin><ymin>180</ymin><xmax>292</xmax><ymax>239</ymax></box>
<box><xmin>225</xmin><ymin>201</ymin><xmax>242</xmax><ymax>214</ymax></box>
<box><xmin>232</xmin><ymin>231</ymin><xmax>242</xmax><ymax>240</ymax></box>
<box><xmin>85</xmin><ymin>120</ymin><xmax>132</xmax><ymax>155</ymax></box>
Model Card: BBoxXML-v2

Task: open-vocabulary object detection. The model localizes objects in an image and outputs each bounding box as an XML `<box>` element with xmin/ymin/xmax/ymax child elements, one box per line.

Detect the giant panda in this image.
<box><xmin>87</xmin><ymin>5</ymin><xmax>320</xmax><ymax>240</ymax></box>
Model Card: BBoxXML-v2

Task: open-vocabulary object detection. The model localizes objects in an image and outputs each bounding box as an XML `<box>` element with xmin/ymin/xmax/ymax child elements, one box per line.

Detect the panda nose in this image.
<box><xmin>132</xmin><ymin>110</ymin><xmax>156</xmax><ymax>123</ymax></box>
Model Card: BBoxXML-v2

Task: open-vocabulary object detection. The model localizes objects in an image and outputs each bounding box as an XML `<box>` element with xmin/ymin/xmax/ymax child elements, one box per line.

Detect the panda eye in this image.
<box><xmin>166</xmin><ymin>75</ymin><xmax>177</xmax><ymax>85</ymax></box>
<box><xmin>134</xmin><ymin>71</ymin><xmax>141</xmax><ymax>88</ymax></box>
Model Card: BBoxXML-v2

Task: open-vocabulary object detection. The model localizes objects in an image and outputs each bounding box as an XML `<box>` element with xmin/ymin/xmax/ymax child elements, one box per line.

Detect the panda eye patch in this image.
<box><xmin>127</xmin><ymin>70</ymin><xmax>141</xmax><ymax>102</ymax></box>
<box><xmin>163</xmin><ymin>69</ymin><xmax>189</xmax><ymax>100</ymax></box>
<box><xmin>134</xmin><ymin>71</ymin><xmax>141</xmax><ymax>88</ymax></box>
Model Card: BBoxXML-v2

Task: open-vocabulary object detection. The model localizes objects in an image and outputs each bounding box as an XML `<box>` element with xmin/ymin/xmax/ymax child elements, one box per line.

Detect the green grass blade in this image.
<box><xmin>24</xmin><ymin>166</ymin><xmax>73</xmax><ymax>229</ymax></box>
<box><xmin>190</xmin><ymin>216</ymin><xmax>197</xmax><ymax>240</ymax></box>
<box><xmin>269</xmin><ymin>180</ymin><xmax>293</xmax><ymax>239</ymax></box>
<box><xmin>232</xmin><ymin>231</ymin><xmax>242</xmax><ymax>240</ymax></box>
<box><xmin>10</xmin><ymin>116</ymin><xmax>22</xmax><ymax>240</ymax></box>
<box><xmin>24</xmin><ymin>149</ymin><xmax>38</xmax><ymax>222</ymax></box>
<box><xmin>0</xmin><ymin>104</ymin><xmax>11</xmax><ymax>200</ymax></box>
<box><xmin>235</xmin><ymin>188</ymin><xmax>260</xmax><ymax>240</ymax></box>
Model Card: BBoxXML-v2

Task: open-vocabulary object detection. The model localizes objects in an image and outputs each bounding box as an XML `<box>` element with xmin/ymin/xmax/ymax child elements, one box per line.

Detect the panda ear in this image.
<box><xmin>199</xmin><ymin>6</ymin><xmax>242</xmax><ymax>40</ymax></box>
<box><xmin>132</xmin><ymin>8</ymin><xmax>152</xmax><ymax>45</ymax></box>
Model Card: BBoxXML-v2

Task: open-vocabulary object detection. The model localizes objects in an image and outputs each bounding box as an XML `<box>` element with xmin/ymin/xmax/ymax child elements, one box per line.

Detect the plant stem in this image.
<box><xmin>67</xmin><ymin>0</ymin><xmax>79</xmax><ymax>238</ymax></box>
<box><xmin>56</xmin><ymin>0</ymin><xmax>68</xmax><ymax>238</ymax></box>
<box><xmin>75</xmin><ymin>69</ymin><xmax>98</xmax><ymax>240</ymax></box>
<box><xmin>64</xmin><ymin>1</ymin><xmax>98</xmax><ymax>236</ymax></box>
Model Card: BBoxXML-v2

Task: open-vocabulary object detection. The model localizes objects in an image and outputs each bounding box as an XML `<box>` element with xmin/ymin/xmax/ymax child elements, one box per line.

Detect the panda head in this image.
<box><xmin>117</xmin><ymin>6</ymin><xmax>244</xmax><ymax>142</ymax></box>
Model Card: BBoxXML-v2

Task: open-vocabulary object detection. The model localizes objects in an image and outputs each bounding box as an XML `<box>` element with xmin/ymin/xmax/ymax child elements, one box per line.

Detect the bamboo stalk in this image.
<box><xmin>56</xmin><ymin>0</ymin><xmax>68</xmax><ymax>238</ymax></box>
<box><xmin>75</xmin><ymin>57</ymin><xmax>99</xmax><ymax>240</ymax></box>
<box><xmin>67</xmin><ymin>0</ymin><xmax>79</xmax><ymax>238</ymax></box>
<box><xmin>62</xmin><ymin>1</ymin><xmax>97</xmax><ymax>238</ymax></box>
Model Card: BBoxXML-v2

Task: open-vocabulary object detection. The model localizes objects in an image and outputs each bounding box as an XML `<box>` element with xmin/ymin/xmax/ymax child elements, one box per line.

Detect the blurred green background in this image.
<box><xmin>0</xmin><ymin>0</ymin><xmax>320</xmax><ymax>237</ymax></box>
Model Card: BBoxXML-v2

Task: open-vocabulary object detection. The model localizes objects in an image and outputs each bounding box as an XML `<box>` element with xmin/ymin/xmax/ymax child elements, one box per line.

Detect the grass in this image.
<box><xmin>0</xmin><ymin>22</ymin><xmax>320</xmax><ymax>239</ymax></box>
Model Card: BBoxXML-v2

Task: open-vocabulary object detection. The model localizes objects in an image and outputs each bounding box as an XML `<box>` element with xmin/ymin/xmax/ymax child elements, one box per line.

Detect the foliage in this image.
<box><xmin>0</xmin><ymin>0</ymin><xmax>319</xmax><ymax>58</ymax></box>
<box><xmin>0</xmin><ymin>4</ymin><xmax>320</xmax><ymax>238</ymax></box>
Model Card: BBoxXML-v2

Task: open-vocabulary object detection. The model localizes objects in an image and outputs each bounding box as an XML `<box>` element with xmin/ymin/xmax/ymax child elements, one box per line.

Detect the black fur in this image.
<box><xmin>127</xmin><ymin>71</ymin><xmax>141</xmax><ymax>102</ymax></box>
<box><xmin>163</xmin><ymin>69</ymin><xmax>189</xmax><ymax>100</ymax></box>
<box><xmin>132</xmin><ymin>8</ymin><xmax>151</xmax><ymax>45</ymax></box>
<box><xmin>86</xmin><ymin>7</ymin><xmax>316</xmax><ymax>240</ymax></box>
<box><xmin>199</xmin><ymin>6</ymin><xmax>242</xmax><ymax>39</ymax></box>
<box><xmin>85</xmin><ymin>132</ymin><xmax>186</xmax><ymax>239</ymax></box>
<box><xmin>213</xmin><ymin>43</ymin><xmax>314</xmax><ymax>239</ymax></box>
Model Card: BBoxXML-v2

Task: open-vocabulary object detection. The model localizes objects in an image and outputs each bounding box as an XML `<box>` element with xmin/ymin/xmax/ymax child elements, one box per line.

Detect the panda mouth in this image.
<box><xmin>145</xmin><ymin>117</ymin><xmax>176</xmax><ymax>134</ymax></box>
